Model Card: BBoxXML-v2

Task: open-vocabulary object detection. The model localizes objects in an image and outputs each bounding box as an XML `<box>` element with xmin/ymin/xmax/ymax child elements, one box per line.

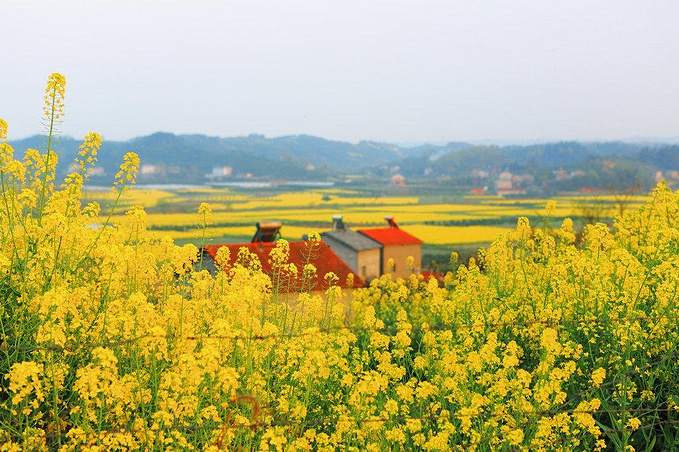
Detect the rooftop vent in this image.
<box><xmin>251</xmin><ymin>221</ymin><xmax>282</xmax><ymax>243</ymax></box>
<box><xmin>385</xmin><ymin>216</ymin><xmax>398</xmax><ymax>228</ymax></box>
<box><xmin>332</xmin><ymin>215</ymin><xmax>345</xmax><ymax>230</ymax></box>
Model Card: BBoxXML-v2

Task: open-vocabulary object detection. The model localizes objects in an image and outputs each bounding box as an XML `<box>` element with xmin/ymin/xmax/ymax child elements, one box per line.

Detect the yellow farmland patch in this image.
<box><xmin>141</xmin><ymin>209</ymin><xmax>499</xmax><ymax>229</ymax></box>
<box><xmin>479</xmin><ymin>198</ymin><xmax>549</xmax><ymax>205</ymax></box>
<box><xmin>83</xmin><ymin>189</ymin><xmax>176</xmax><ymax>208</ymax></box>
<box><xmin>557</xmin><ymin>194</ymin><xmax>651</xmax><ymax>203</ymax></box>
<box><xmin>479</xmin><ymin>207</ymin><xmax>580</xmax><ymax>218</ymax></box>
<box><xmin>352</xmin><ymin>203</ymin><xmax>496</xmax><ymax>213</ymax></box>
<box><xmin>233</xmin><ymin>193</ymin><xmax>419</xmax><ymax>210</ymax></box>
<box><xmin>90</xmin><ymin>186</ymin><xmax>645</xmax><ymax>247</ymax></box>
<box><xmin>393</xmin><ymin>225</ymin><xmax>513</xmax><ymax>245</ymax></box>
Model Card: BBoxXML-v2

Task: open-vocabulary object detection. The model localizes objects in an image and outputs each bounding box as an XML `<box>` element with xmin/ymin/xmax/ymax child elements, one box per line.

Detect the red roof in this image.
<box><xmin>203</xmin><ymin>241</ymin><xmax>364</xmax><ymax>291</ymax></box>
<box><xmin>420</xmin><ymin>271</ymin><xmax>445</xmax><ymax>286</ymax></box>
<box><xmin>357</xmin><ymin>227</ymin><xmax>423</xmax><ymax>246</ymax></box>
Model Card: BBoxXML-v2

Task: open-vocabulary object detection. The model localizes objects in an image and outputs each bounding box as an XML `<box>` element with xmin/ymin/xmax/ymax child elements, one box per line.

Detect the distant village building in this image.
<box><xmin>207</xmin><ymin>166</ymin><xmax>233</xmax><ymax>179</ymax></box>
<box><xmin>494</xmin><ymin>171</ymin><xmax>515</xmax><ymax>191</ymax></box>
<box><xmin>358</xmin><ymin>217</ymin><xmax>422</xmax><ymax>279</ymax></box>
<box><xmin>496</xmin><ymin>179</ymin><xmax>513</xmax><ymax>190</ymax></box>
<box><xmin>202</xmin><ymin>222</ymin><xmax>364</xmax><ymax>294</ymax></box>
<box><xmin>391</xmin><ymin>174</ymin><xmax>406</xmax><ymax>186</ymax></box>
<box><xmin>141</xmin><ymin>164</ymin><xmax>163</xmax><ymax>175</ymax></box>
<box><xmin>498</xmin><ymin>171</ymin><xmax>513</xmax><ymax>181</ymax></box>
<box><xmin>655</xmin><ymin>171</ymin><xmax>664</xmax><ymax>183</ymax></box>
<box><xmin>321</xmin><ymin>216</ymin><xmax>382</xmax><ymax>281</ymax></box>
<box><xmin>489</xmin><ymin>171</ymin><xmax>535</xmax><ymax>189</ymax></box>
<box><xmin>553</xmin><ymin>170</ymin><xmax>570</xmax><ymax>181</ymax></box>
<box><xmin>497</xmin><ymin>187</ymin><xmax>527</xmax><ymax>196</ymax></box>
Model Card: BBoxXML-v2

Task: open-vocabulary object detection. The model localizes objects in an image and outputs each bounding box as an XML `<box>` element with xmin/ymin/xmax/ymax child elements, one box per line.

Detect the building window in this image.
<box><xmin>361</xmin><ymin>266</ymin><xmax>366</xmax><ymax>277</ymax></box>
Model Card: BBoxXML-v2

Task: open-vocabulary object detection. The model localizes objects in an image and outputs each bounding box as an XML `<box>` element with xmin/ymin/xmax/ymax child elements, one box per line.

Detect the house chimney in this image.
<box><xmin>385</xmin><ymin>216</ymin><xmax>398</xmax><ymax>228</ymax></box>
<box><xmin>332</xmin><ymin>215</ymin><xmax>345</xmax><ymax>230</ymax></box>
<box><xmin>251</xmin><ymin>221</ymin><xmax>282</xmax><ymax>243</ymax></box>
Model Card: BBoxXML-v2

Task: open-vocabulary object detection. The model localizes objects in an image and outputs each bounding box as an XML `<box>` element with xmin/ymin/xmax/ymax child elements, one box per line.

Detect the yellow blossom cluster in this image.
<box><xmin>43</xmin><ymin>72</ymin><xmax>66</xmax><ymax>121</ymax></box>
<box><xmin>1</xmin><ymin>76</ymin><xmax>678</xmax><ymax>451</ymax></box>
<box><xmin>0</xmin><ymin>118</ymin><xmax>7</xmax><ymax>140</ymax></box>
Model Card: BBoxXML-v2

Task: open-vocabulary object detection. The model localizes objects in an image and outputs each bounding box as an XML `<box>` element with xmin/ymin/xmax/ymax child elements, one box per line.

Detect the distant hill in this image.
<box><xmin>393</xmin><ymin>141</ymin><xmax>674</xmax><ymax>176</ymax></box>
<box><xmin>8</xmin><ymin>132</ymin><xmax>413</xmax><ymax>182</ymax></box>
<box><xmin>7</xmin><ymin>133</ymin><xmax>678</xmax><ymax>187</ymax></box>
<box><xmin>220</xmin><ymin>134</ymin><xmax>412</xmax><ymax>170</ymax></box>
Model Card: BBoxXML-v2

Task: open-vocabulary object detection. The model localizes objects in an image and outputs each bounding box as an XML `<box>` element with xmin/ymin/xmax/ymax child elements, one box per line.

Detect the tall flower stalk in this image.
<box><xmin>37</xmin><ymin>73</ymin><xmax>66</xmax><ymax>225</ymax></box>
<box><xmin>197</xmin><ymin>202</ymin><xmax>212</xmax><ymax>269</ymax></box>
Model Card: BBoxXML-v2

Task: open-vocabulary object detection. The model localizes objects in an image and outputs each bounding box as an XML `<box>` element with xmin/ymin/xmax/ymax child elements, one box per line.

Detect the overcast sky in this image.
<box><xmin>2</xmin><ymin>0</ymin><xmax>678</xmax><ymax>144</ymax></box>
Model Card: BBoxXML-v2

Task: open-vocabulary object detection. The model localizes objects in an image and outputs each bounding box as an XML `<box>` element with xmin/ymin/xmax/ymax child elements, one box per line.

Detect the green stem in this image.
<box><xmin>48</xmin><ymin>354</ymin><xmax>61</xmax><ymax>448</ymax></box>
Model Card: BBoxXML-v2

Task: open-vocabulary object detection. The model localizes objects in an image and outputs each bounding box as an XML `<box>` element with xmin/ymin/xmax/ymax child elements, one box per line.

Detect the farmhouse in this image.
<box><xmin>201</xmin><ymin>222</ymin><xmax>364</xmax><ymax>293</ymax></box>
<box><xmin>358</xmin><ymin>217</ymin><xmax>423</xmax><ymax>279</ymax></box>
<box><xmin>321</xmin><ymin>215</ymin><xmax>382</xmax><ymax>282</ymax></box>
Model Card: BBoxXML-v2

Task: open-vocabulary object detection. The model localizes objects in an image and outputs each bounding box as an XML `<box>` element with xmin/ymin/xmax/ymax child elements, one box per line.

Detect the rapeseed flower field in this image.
<box><xmin>82</xmin><ymin>182</ymin><xmax>635</xmax><ymax>245</ymax></box>
<box><xmin>1</xmin><ymin>74</ymin><xmax>678</xmax><ymax>451</ymax></box>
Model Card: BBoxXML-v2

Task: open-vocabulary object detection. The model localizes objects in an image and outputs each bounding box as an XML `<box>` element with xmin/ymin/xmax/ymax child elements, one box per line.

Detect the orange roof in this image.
<box><xmin>358</xmin><ymin>227</ymin><xmax>423</xmax><ymax>246</ymax></box>
<box><xmin>203</xmin><ymin>241</ymin><xmax>365</xmax><ymax>291</ymax></box>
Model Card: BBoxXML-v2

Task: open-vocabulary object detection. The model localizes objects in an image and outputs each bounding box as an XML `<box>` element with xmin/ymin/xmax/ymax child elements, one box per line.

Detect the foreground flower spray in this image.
<box><xmin>0</xmin><ymin>75</ymin><xmax>678</xmax><ymax>450</ymax></box>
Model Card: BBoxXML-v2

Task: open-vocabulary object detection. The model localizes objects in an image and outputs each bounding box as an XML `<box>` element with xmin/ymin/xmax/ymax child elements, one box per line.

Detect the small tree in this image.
<box><xmin>609</xmin><ymin>182</ymin><xmax>641</xmax><ymax>218</ymax></box>
<box><xmin>574</xmin><ymin>197</ymin><xmax>613</xmax><ymax>226</ymax></box>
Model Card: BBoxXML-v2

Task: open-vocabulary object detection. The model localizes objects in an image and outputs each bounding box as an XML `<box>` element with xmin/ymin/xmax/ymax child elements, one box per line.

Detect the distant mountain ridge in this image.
<box><xmin>7</xmin><ymin>132</ymin><xmax>678</xmax><ymax>185</ymax></box>
<box><xmin>9</xmin><ymin>132</ymin><xmax>423</xmax><ymax>181</ymax></box>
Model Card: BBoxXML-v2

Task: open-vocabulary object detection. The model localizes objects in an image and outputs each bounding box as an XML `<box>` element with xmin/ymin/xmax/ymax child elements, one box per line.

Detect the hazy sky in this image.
<box><xmin>3</xmin><ymin>0</ymin><xmax>678</xmax><ymax>143</ymax></box>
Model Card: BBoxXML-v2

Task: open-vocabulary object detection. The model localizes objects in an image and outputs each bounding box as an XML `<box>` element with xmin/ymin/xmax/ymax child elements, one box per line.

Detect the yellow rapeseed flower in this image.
<box><xmin>504</xmin><ymin>427</ymin><xmax>524</xmax><ymax>446</ymax></box>
<box><xmin>6</xmin><ymin>362</ymin><xmax>45</xmax><ymax>408</ymax></box>
<box><xmin>114</xmin><ymin>152</ymin><xmax>140</xmax><ymax>187</ymax></box>
<box><xmin>43</xmin><ymin>72</ymin><xmax>66</xmax><ymax>121</ymax></box>
<box><xmin>591</xmin><ymin>367</ymin><xmax>606</xmax><ymax>387</ymax></box>
<box><xmin>0</xmin><ymin>118</ymin><xmax>8</xmax><ymax>139</ymax></box>
<box><xmin>626</xmin><ymin>417</ymin><xmax>641</xmax><ymax>431</ymax></box>
<box><xmin>198</xmin><ymin>201</ymin><xmax>212</xmax><ymax>226</ymax></box>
